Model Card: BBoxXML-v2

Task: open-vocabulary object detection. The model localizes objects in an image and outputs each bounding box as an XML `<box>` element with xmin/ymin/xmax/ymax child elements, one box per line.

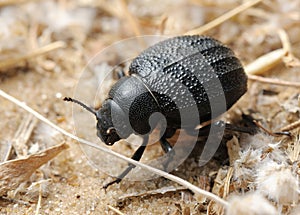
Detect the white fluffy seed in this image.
<box><xmin>226</xmin><ymin>193</ymin><xmax>277</xmax><ymax>215</ymax></box>
<box><xmin>256</xmin><ymin>161</ymin><xmax>298</xmax><ymax>204</ymax></box>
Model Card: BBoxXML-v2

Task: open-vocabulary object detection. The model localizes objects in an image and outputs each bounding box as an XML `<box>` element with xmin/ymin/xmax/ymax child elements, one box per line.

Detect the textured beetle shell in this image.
<box><xmin>109</xmin><ymin>76</ymin><xmax>161</xmax><ymax>135</ymax></box>
<box><xmin>128</xmin><ymin>35</ymin><xmax>247</xmax><ymax>128</ymax></box>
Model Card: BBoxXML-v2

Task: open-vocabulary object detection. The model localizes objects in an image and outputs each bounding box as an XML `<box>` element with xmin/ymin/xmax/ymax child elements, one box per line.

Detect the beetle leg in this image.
<box><xmin>159</xmin><ymin>138</ymin><xmax>173</xmax><ymax>153</ymax></box>
<box><xmin>197</xmin><ymin>120</ymin><xmax>258</xmax><ymax>136</ymax></box>
<box><xmin>103</xmin><ymin>135</ymin><xmax>149</xmax><ymax>189</ymax></box>
<box><xmin>116</xmin><ymin>68</ymin><xmax>126</xmax><ymax>79</ymax></box>
<box><xmin>159</xmin><ymin>128</ymin><xmax>176</xmax><ymax>171</ymax></box>
<box><xmin>159</xmin><ymin>127</ymin><xmax>176</xmax><ymax>153</ymax></box>
<box><xmin>117</xmin><ymin>70</ymin><xmax>126</xmax><ymax>79</ymax></box>
<box><xmin>159</xmin><ymin>138</ymin><xmax>176</xmax><ymax>172</ymax></box>
<box><xmin>218</xmin><ymin>121</ymin><xmax>258</xmax><ymax>135</ymax></box>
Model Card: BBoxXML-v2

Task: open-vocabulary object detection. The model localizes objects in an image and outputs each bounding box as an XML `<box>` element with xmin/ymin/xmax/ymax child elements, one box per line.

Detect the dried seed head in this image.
<box><xmin>226</xmin><ymin>192</ymin><xmax>277</xmax><ymax>215</ymax></box>
<box><xmin>233</xmin><ymin>147</ymin><xmax>261</xmax><ymax>182</ymax></box>
<box><xmin>256</xmin><ymin>161</ymin><xmax>298</xmax><ymax>204</ymax></box>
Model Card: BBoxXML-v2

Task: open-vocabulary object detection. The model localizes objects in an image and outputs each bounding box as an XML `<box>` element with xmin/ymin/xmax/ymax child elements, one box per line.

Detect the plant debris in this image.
<box><xmin>0</xmin><ymin>0</ymin><xmax>300</xmax><ymax>214</ymax></box>
<box><xmin>0</xmin><ymin>142</ymin><xmax>68</xmax><ymax>197</ymax></box>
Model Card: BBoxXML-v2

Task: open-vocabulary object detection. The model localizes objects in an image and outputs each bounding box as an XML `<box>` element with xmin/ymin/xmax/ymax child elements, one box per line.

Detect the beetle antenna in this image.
<box><xmin>63</xmin><ymin>97</ymin><xmax>97</xmax><ymax>116</ymax></box>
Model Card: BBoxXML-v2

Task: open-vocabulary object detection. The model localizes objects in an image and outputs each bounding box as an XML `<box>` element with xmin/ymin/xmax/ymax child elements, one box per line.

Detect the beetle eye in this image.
<box><xmin>106</xmin><ymin>127</ymin><xmax>116</xmax><ymax>134</ymax></box>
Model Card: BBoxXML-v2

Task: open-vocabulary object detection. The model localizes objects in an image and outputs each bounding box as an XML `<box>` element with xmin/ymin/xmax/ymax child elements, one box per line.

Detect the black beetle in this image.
<box><xmin>64</xmin><ymin>35</ymin><xmax>248</xmax><ymax>188</ymax></box>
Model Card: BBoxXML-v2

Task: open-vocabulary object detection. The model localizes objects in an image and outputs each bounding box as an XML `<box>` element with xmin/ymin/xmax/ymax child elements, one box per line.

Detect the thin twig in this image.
<box><xmin>247</xmin><ymin>74</ymin><xmax>300</xmax><ymax>88</ymax></box>
<box><xmin>0</xmin><ymin>41</ymin><xmax>66</xmax><ymax>70</ymax></box>
<box><xmin>252</xmin><ymin>120</ymin><xmax>279</xmax><ymax>136</ymax></box>
<box><xmin>35</xmin><ymin>183</ymin><xmax>42</xmax><ymax>215</ymax></box>
<box><xmin>252</xmin><ymin>120</ymin><xmax>290</xmax><ymax>137</ymax></box>
<box><xmin>0</xmin><ymin>89</ymin><xmax>229</xmax><ymax>207</ymax></box>
<box><xmin>280</xmin><ymin>120</ymin><xmax>300</xmax><ymax>132</ymax></box>
<box><xmin>107</xmin><ymin>205</ymin><xmax>125</xmax><ymax>215</ymax></box>
<box><xmin>278</xmin><ymin>29</ymin><xmax>292</xmax><ymax>54</ymax></box>
<box><xmin>185</xmin><ymin>0</ymin><xmax>264</xmax><ymax>35</ymax></box>
<box><xmin>277</xmin><ymin>29</ymin><xmax>300</xmax><ymax>67</ymax></box>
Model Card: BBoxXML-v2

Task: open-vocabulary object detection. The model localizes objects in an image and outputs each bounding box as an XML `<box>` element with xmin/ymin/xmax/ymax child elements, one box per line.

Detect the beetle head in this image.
<box><xmin>95</xmin><ymin>100</ymin><xmax>121</xmax><ymax>145</ymax></box>
<box><xmin>63</xmin><ymin>97</ymin><xmax>123</xmax><ymax>146</ymax></box>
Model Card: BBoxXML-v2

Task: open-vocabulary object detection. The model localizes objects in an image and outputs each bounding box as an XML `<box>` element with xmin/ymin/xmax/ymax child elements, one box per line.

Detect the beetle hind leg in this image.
<box><xmin>197</xmin><ymin>120</ymin><xmax>258</xmax><ymax>136</ymax></box>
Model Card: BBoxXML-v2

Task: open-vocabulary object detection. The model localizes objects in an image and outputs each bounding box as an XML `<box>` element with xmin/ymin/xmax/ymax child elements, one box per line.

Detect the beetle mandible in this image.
<box><xmin>64</xmin><ymin>35</ymin><xmax>248</xmax><ymax>188</ymax></box>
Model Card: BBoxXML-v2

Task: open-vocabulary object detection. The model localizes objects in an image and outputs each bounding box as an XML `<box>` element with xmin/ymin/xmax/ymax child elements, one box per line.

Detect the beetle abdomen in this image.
<box><xmin>129</xmin><ymin>35</ymin><xmax>247</xmax><ymax>126</ymax></box>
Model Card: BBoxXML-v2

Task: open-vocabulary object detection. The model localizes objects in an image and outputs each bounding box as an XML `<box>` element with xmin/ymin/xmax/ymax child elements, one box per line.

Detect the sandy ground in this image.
<box><xmin>0</xmin><ymin>0</ymin><xmax>300</xmax><ymax>214</ymax></box>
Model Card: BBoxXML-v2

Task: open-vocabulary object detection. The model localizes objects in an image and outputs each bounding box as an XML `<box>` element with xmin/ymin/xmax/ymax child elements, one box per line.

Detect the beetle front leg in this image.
<box><xmin>103</xmin><ymin>135</ymin><xmax>149</xmax><ymax>189</ymax></box>
<box><xmin>114</xmin><ymin>67</ymin><xmax>126</xmax><ymax>79</ymax></box>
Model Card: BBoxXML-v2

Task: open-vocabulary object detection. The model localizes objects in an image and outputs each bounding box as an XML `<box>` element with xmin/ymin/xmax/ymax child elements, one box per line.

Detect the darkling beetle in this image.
<box><xmin>64</xmin><ymin>35</ymin><xmax>248</xmax><ymax>189</ymax></box>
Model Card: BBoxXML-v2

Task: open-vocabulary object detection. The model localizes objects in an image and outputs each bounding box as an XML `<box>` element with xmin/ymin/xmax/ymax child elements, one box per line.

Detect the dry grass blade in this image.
<box><xmin>12</xmin><ymin>114</ymin><xmax>38</xmax><ymax>157</ymax></box>
<box><xmin>247</xmin><ymin>74</ymin><xmax>300</xmax><ymax>88</ymax></box>
<box><xmin>94</xmin><ymin>0</ymin><xmax>122</xmax><ymax>19</ymax></box>
<box><xmin>0</xmin><ymin>41</ymin><xmax>66</xmax><ymax>71</ymax></box>
<box><xmin>185</xmin><ymin>0</ymin><xmax>264</xmax><ymax>35</ymax></box>
<box><xmin>0</xmin><ymin>142</ymin><xmax>68</xmax><ymax>196</ymax></box>
<box><xmin>0</xmin><ymin>141</ymin><xmax>12</xmax><ymax>162</ymax></box>
<box><xmin>222</xmin><ymin>167</ymin><xmax>233</xmax><ymax>199</ymax></box>
<box><xmin>0</xmin><ymin>89</ymin><xmax>229</xmax><ymax>207</ymax></box>
<box><xmin>119</xmin><ymin>0</ymin><xmax>146</xmax><ymax>48</ymax></box>
<box><xmin>0</xmin><ymin>0</ymin><xmax>38</xmax><ymax>7</ymax></box>
<box><xmin>119</xmin><ymin>0</ymin><xmax>142</xmax><ymax>37</ymax></box>
<box><xmin>288</xmin><ymin>135</ymin><xmax>300</xmax><ymax>163</ymax></box>
<box><xmin>245</xmin><ymin>49</ymin><xmax>287</xmax><ymax>75</ymax></box>
<box><xmin>118</xmin><ymin>186</ymin><xmax>187</xmax><ymax>201</ymax></box>
<box><xmin>245</xmin><ymin>29</ymin><xmax>299</xmax><ymax>75</ymax></box>
<box><xmin>226</xmin><ymin>136</ymin><xmax>240</xmax><ymax>166</ymax></box>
